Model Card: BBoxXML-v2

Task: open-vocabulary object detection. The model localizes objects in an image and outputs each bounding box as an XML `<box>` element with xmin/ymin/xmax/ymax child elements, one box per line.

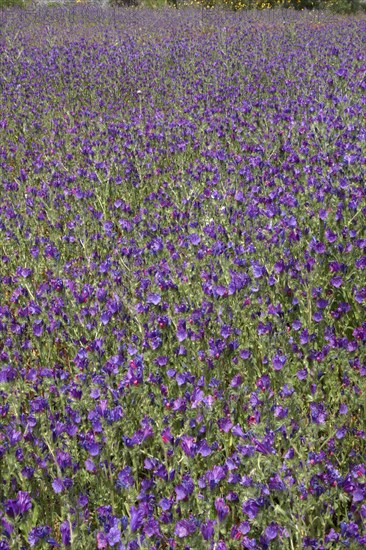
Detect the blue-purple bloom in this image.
<box><xmin>4</xmin><ymin>491</ymin><xmax>32</xmax><ymax>518</ymax></box>
<box><xmin>215</xmin><ymin>498</ymin><xmax>230</xmax><ymax>522</ymax></box>
<box><xmin>174</xmin><ymin>519</ymin><xmax>197</xmax><ymax>538</ymax></box>
<box><xmin>60</xmin><ymin>520</ymin><xmax>71</xmax><ymax>546</ymax></box>
<box><xmin>272</xmin><ymin>353</ymin><xmax>287</xmax><ymax>371</ymax></box>
<box><xmin>130</xmin><ymin>506</ymin><xmax>144</xmax><ymax>533</ymax></box>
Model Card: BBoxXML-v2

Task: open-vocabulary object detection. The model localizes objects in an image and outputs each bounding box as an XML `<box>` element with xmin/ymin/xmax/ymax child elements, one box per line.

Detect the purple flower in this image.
<box><xmin>242</xmin><ymin>537</ymin><xmax>258</xmax><ymax>549</ymax></box>
<box><xmin>103</xmin><ymin>221</ymin><xmax>114</xmax><ymax>236</ymax></box>
<box><xmin>274</xmin><ymin>260</ymin><xmax>285</xmax><ymax>274</ymax></box>
<box><xmin>218</xmin><ymin>416</ymin><xmax>233</xmax><ymax>433</ymax></box>
<box><xmin>314</xmin><ymin>241</ymin><xmax>326</xmax><ymax>254</ymax></box>
<box><xmin>176</xmin><ymin>320</ymin><xmax>187</xmax><ymax>342</ymax></box>
<box><xmin>240</xmin><ymin>349</ymin><xmax>251</xmax><ymax>360</ymax></box>
<box><xmin>85</xmin><ymin>458</ymin><xmax>96</xmax><ymax>473</ymax></box>
<box><xmin>299</xmin><ymin>329</ymin><xmax>309</xmax><ymax>345</ymax></box>
<box><xmin>201</xmin><ymin>520</ymin><xmax>215</xmax><ymax>540</ymax></box>
<box><xmin>302</xmin><ymin>536</ymin><xmax>320</xmax><ymax>548</ymax></box>
<box><xmin>159</xmin><ymin>498</ymin><xmax>173</xmax><ymax>511</ymax></box>
<box><xmin>206</xmin><ymin>466</ymin><xmax>226</xmax><ymax>490</ymax></box>
<box><xmin>96</xmin><ymin>532</ymin><xmax>108</xmax><ymax>549</ymax></box>
<box><xmin>174</xmin><ymin>519</ymin><xmax>197</xmax><ymax>538</ymax></box>
<box><xmin>107</xmin><ymin>526</ymin><xmax>121</xmax><ymax>546</ymax></box>
<box><xmin>144</xmin><ymin>518</ymin><xmax>160</xmax><ymax>538</ymax></box>
<box><xmin>52</xmin><ymin>478</ymin><xmax>65</xmax><ymax>494</ymax></box>
<box><xmin>5</xmin><ymin>491</ymin><xmax>32</xmax><ymax>517</ymax></box>
<box><xmin>274</xmin><ymin>405</ymin><xmax>288</xmax><ymax>419</ymax></box>
<box><xmin>175</xmin><ymin>475</ymin><xmax>194</xmax><ymax>500</ymax></box>
<box><xmin>296</xmin><ymin>369</ymin><xmax>307</xmax><ymax>380</ymax></box>
<box><xmin>117</xmin><ymin>466</ymin><xmax>134</xmax><ymax>489</ymax></box>
<box><xmin>264</xmin><ymin>523</ymin><xmax>278</xmax><ymax>541</ymax></box>
<box><xmin>325</xmin><ymin>528</ymin><xmax>340</xmax><ymax>543</ymax></box>
<box><xmin>180</xmin><ymin>435</ymin><xmax>197</xmax><ymax>457</ymax></box>
<box><xmin>336</xmin><ymin>426</ymin><xmax>347</xmax><ymax>439</ymax></box>
<box><xmin>242</xmin><ymin>498</ymin><xmax>260</xmax><ymax>519</ymax></box>
<box><xmin>339</xmin><ymin>403</ymin><xmax>348</xmax><ymax>414</ymax></box>
<box><xmin>191</xmin><ymin>387</ymin><xmax>204</xmax><ymax>408</ymax></box>
<box><xmin>252</xmin><ymin>263</ymin><xmax>267</xmax><ymax>279</ymax></box>
<box><xmin>235</xmin><ymin>190</ymin><xmax>244</xmax><ymax>202</ymax></box>
<box><xmin>331</xmin><ymin>276</ymin><xmax>343</xmax><ymax>288</ymax></box>
<box><xmin>86</xmin><ymin>442</ymin><xmax>100</xmax><ymax>457</ymax></box>
<box><xmin>310</xmin><ymin>402</ymin><xmax>327</xmax><ymax>424</ymax></box>
<box><xmin>272</xmin><ymin>353</ymin><xmax>286</xmax><ymax>371</ymax></box>
<box><xmin>155</xmin><ymin>355</ymin><xmax>168</xmax><ymax>366</ymax></box>
<box><xmin>1</xmin><ymin>518</ymin><xmax>13</xmax><ymax>539</ymax></box>
<box><xmin>60</xmin><ymin>520</ymin><xmax>71</xmax><ymax>546</ymax></box>
<box><xmin>313</xmin><ymin>311</ymin><xmax>323</xmax><ymax>322</ymax></box>
<box><xmin>215</xmin><ymin>498</ymin><xmax>229</xmax><ymax>522</ymax></box>
<box><xmin>269</xmin><ymin>474</ymin><xmax>286</xmax><ymax>491</ymax></box>
<box><xmin>147</xmin><ymin>293</ymin><xmax>161</xmax><ymax>305</ymax></box>
<box><xmin>130</xmin><ymin>506</ymin><xmax>144</xmax><ymax>532</ymax></box>
<box><xmin>33</xmin><ymin>319</ymin><xmax>44</xmax><ymax>337</ymax></box>
<box><xmin>232</xmin><ymin>424</ymin><xmax>246</xmax><ymax>438</ymax></box>
<box><xmin>19</xmin><ymin>266</ymin><xmax>32</xmax><ymax>278</ymax></box>
<box><xmin>352</xmin><ymin>487</ymin><xmax>365</xmax><ymax>503</ymax></box>
<box><xmin>189</xmin><ymin>234</ymin><xmax>201</xmax><ymax>245</ymax></box>
<box><xmin>100</xmin><ymin>311</ymin><xmax>112</xmax><ymax>325</ymax></box>
<box><xmin>239</xmin><ymin>521</ymin><xmax>251</xmax><ymax>535</ymax></box>
<box><xmin>28</xmin><ymin>525</ymin><xmax>53</xmax><ymax>548</ymax></box>
<box><xmin>197</xmin><ymin>440</ymin><xmax>212</xmax><ymax>457</ymax></box>
<box><xmin>355</xmin><ymin>288</ymin><xmax>366</xmax><ymax>303</ymax></box>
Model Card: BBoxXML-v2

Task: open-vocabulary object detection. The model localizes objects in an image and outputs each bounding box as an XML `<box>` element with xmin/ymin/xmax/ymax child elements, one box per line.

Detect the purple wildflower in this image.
<box><xmin>60</xmin><ymin>520</ymin><xmax>71</xmax><ymax>546</ymax></box>
<box><xmin>130</xmin><ymin>506</ymin><xmax>144</xmax><ymax>533</ymax></box>
<box><xmin>272</xmin><ymin>353</ymin><xmax>287</xmax><ymax>371</ymax></box>
<box><xmin>174</xmin><ymin>519</ymin><xmax>197</xmax><ymax>538</ymax></box>
<box><xmin>201</xmin><ymin>520</ymin><xmax>215</xmax><ymax>540</ymax></box>
<box><xmin>215</xmin><ymin>498</ymin><xmax>230</xmax><ymax>522</ymax></box>
<box><xmin>4</xmin><ymin>491</ymin><xmax>32</xmax><ymax>518</ymax></box>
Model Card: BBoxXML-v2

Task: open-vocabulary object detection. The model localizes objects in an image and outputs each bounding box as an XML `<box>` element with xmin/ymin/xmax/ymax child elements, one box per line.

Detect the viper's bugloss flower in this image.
<box><xmin>215</xmin><ymin>498</ymin><xmax>230</xmax><ymax>522</ymax></box>
<box><xmin>200</xmin><ymin>519</ymin><xmax>215</xmax><ymax>540</ymax></box>
<box><xmin>310</xmin><ymin>402</ymin><xmax>328</xmax><ymax>424</ymax></box>
<box><xmin>4</xmin><ymin>491</ymin><xmax>32</xmax><ymax>518</ymax></box>
<box><xmin>60</xmin><ymin>520</ymin><xmax>71</xmax><ymax>546</ymax></box>
<box><xmin>130</xmin><ymin>506</ymin><xmax>144</xmax><ymax>533</ymax></box>
<box><xmin>272</xmin><ymin>353</ymin><xmax>286</xmax><ymax>371</ymax></box>
<box><xmin>174</xmin><ymin>519</ymin><xmax>197</xmax><ymax>538</ymax></box>
<box><xmin>242</xmin><ymin>498</ymin><xmax>260</xmax><ymax>519</ymax></box>
<box><xmin>28</xmin><ymin>525</ymin><xmax>54</xmax><ymax>548</ymax></box>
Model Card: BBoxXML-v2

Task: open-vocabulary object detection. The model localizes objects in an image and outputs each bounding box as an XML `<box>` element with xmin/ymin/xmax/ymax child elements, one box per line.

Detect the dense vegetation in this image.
<box><xmin>0</xmin><ymin>0</ymin><xmax>365</xmax><ymax>14</ymax></box>
<box><xmin>0</xmin><ymin>8</ymin><xmax>365</xmax><ymax>550</ymax></box>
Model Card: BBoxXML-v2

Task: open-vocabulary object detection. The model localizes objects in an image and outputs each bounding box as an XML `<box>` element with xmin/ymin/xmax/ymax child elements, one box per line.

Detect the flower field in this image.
<box><xmin>0</xmin><ymin>7</ymin><xmax>365</xmax><ymax>549</ymax></box>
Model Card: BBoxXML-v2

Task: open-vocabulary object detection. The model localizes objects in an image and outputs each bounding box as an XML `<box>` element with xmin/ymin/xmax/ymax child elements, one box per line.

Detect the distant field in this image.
<box><xmin>0</xmin><ymin>8</ymin><xmax>365</xmax><ymax>549</ymax></box>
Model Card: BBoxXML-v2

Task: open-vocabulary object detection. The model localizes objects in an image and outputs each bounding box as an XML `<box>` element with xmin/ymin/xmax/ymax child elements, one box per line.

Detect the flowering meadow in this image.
<box><xmin>0</xmin><ymin>6</ymin><xmax>366</xmax><ymax>549</ymax></box>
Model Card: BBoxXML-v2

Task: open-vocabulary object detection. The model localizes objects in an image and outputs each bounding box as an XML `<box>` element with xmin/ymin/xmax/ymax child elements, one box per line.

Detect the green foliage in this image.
<box><xmin>323</xmin><ymin>0</ymin><xmax>364</xmax><ymax>12</ymax></box>
<box><xmin>0</xmin><ymin>0</ymin><xmax>27</xmax><ymax>9</ymax></box>
<box><xmin>109</xmin><ymin>0</ymin><xmax>139</xmax><ymax>6</ymax></box>
<box><xmin>107</xmin><ymin>0</ymin><xmax>365</xmax><ymax>12</ymax></box>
